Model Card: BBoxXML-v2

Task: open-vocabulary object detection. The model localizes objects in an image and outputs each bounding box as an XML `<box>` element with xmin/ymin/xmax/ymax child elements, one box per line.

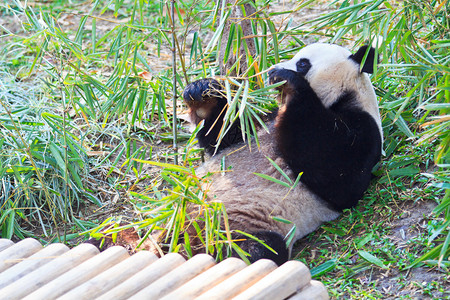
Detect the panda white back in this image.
<box><xmin>196</xmin><ymin>121</ymin><xmax>341</xmax><ymax>249</ymax></box>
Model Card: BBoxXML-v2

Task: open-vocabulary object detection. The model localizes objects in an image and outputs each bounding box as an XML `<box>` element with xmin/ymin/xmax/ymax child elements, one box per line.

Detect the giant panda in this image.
<box><xmin>183</xmin><ymin>43</ymin><xmax>383</xmax><ymax>265</ymax></box>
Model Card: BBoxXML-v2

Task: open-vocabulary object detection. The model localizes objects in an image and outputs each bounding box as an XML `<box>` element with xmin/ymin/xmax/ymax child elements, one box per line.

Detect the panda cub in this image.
<box><xmin>183</xmin><ymin>43</ymin><xmax>383</xmax><ymax>265</ymax></box>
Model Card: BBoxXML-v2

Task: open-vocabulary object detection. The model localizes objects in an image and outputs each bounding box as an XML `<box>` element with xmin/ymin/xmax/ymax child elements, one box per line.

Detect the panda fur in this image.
<box><xmin>183</xmin><ymin>43</ymin><xmax>383</xmax><ymax>265</ymax></box>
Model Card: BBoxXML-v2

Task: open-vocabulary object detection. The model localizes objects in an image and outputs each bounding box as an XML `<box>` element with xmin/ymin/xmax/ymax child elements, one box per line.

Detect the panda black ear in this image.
<box><xmin>349</xmin><ymin>45</ymin><xmax>376</xmax><ymax>74</ymax></box>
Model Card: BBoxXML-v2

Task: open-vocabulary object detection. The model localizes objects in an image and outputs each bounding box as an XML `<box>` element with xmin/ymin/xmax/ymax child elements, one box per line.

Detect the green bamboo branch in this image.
<box><xmin>0</xmin><ymin>92</ymin><xmax>60</xmax><ymax>239</ymax></box>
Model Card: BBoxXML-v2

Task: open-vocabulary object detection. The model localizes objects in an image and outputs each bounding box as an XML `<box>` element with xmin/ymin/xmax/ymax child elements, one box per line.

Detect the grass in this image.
<box><xmin>0</xmin><ymin>0</ymin><xmax>449</xmax><ymax>298</ymax></box>
<box><xmin>295</xmin><ymin>161</ymin><xmax>447</xmax><ymax>298</ymax></box>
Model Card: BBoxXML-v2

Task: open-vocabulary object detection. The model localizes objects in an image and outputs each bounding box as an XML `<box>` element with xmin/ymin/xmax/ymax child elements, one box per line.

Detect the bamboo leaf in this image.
<box><xmin>253</xmin><ymin>172</ymin><xmax>291</xmax><ymax>188</ymax></box>
<box><xmin>311</xmin><ymin>259</ymin><xmax>337</xmax><ymax>277</ymax></box>
<box><xmin>359</xmin><ymin>250</ymin><xmax>388</xmax><ymax>269</ymax></box>
<box><xmin>6</xmin><ymin>210</ymin><xmax>16</xmax><ymax>239</ymax></box>
<box><xmin>49</xmin><ymin>141</ymin><xmax>66</xmax><ymax>174</ymax></box>
<box><xmin>265</xmin><ymin>156</ymin><xmax>292</xmax><ymax>185</ymax></box>
<box><xmin>408</xmin><ymin>244</ymin><xmax>443</xmax><ymax>269</ymax></box>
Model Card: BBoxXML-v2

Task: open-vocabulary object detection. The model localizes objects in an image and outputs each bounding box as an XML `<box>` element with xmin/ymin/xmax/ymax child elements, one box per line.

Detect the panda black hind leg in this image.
<box><xmin>233</xmin><ymin>231</ymin><xmax>288</xmax><ymax>266</ymax></box>
<box><xmin>183</xmin><ymin>78</ymin><xmax>242</xmax><ymax>154</ymax></box>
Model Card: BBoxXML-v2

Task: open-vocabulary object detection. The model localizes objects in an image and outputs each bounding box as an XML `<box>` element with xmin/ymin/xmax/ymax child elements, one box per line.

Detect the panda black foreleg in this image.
<box><xmin>233</xmin><ymin>231</ymin><xmax>288</xmax><ymax>266</ymax></box>
<box><xmin>183</xmin><ymin>78</ymin><xmax>243</xmax><ymax>154</ymax></box>
<box><xmin>269</xmin><ymin>68</ymin><xmax>379</xmax><ymax>211</ymax></box>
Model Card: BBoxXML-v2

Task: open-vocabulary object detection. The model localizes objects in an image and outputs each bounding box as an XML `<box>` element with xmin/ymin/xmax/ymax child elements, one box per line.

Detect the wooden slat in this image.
<box><xmin>0</xmin><ymin>243</ymin><xmax>69</xmax><ymax>289</ymax></box>
<box><xmin>0</xmin><ymin>238</ymin><xmax>329</xmax><ymax>300</ymax></box>
<box><xmin>0</xmin><ymin>239</ymin><xmax>14</xmax><ymax>252</ymax></box>
<box><xmin>0</xmin><ymin>243</ymin><xmax>99</xmax><ymax>300</ymax></box>
<box><xmin>96</xmin><ymin>252</ymin><xmax>186</xmax><ymax>300</ymax></box>
<box><xmin>161</xmin><ymin>257</ymin><xmax>247</xmax><ymax>299</ymax></box>
<box><xmin>0</xmin><ymin>238</ymin><xmax>42</xmax><ymax>273</ymax></box>
<box><xmin>129</xmin><ymin>253</ymin><xmax>216</xmax><ymax>300</ymax></box>
<box><xmin>24</xmin><ymin>246</ymin><xmax>129</xmax><ymax>300</ymax></box>
<box><xmin>197</xmin><ymin>258</ymin><xmax>278</xmax><ymax>300</ymax></box>
<box><xmin>59</xmin><ymin>250</ymin><xmax>158</xmax><ymax>300</ymax></box>
<box><xmin>288</xmin><ymin>280</ymin><xmax>329</xmax><ymax>300</ymax></box>
<box><xmin>233</xmin><ymin>260</ymin><xmax>311</xmax><ymax>300</ymax></box>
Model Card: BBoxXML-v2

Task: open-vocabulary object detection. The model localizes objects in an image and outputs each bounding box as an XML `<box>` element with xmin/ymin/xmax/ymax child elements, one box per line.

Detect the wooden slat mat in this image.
<box><xmin>0</xmin><ymin>238</ymin><xmax>328</xmax><ymax>299</ymax></box>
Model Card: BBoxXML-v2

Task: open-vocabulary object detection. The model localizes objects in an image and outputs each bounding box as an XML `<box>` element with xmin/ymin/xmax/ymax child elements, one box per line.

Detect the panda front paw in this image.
<box><xmin>183</xmin><ymin>78</ymin><xmax>227</xmax><ymax>125</ymax></box>
<box><xmin>183</xmin><ymin>78</ymin><xmax>223</xmax><ymax>104</ymax></box>
<box><xmin>269</xmin><ymin>68</ymin><xmax>311</xmax><ymax>104</ymax></box>
<box><xmin>269</xmin><ymin>68</ymin><xmax>298</xmax><ymax>86</ymax></box>
<box><xmin>269</xmin><ymin>67</ymin><xmax>311</xmax><ymax>90</ymax></box>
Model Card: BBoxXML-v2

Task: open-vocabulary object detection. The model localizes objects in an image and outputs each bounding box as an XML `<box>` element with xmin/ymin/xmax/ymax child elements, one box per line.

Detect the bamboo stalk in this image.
<box><xmin>171</xmin><ymin>0</ymin><xmax>178</xmax><ymax>165</ymax></box>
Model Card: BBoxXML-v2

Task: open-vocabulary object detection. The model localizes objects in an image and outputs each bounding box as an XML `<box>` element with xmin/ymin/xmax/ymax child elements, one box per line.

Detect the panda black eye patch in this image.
<box><xmin>296</xmin><ymin>58</ymin><xmax>311</xmax><ymax>75</ymax></box>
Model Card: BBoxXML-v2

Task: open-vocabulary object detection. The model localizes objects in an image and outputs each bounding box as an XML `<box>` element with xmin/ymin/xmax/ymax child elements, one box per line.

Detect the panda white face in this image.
<box><xmin>272</xmin><ymin>43</ymin><xmax>382</xmax><ymax>138</ymax></box>
<box><xmin>274</xmin><ymin>43</ymin><xmax>352</xmax><ymax>78</ymax></box>
<box><xmin>273</xmin><ymin>43</ymin><xmax>362</xmax><ymax>106</ymax></box>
